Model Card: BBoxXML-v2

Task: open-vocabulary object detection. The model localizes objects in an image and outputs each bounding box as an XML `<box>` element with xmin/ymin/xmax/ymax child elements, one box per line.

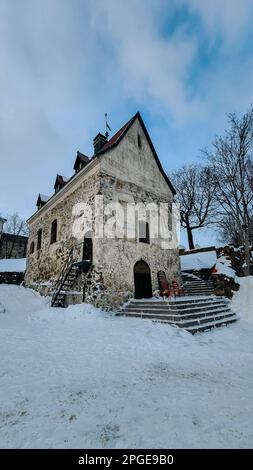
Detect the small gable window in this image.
<box><xmin>37</xmin><ymin>229</ymin><xmax>42</xmax><ymax>251</ymax></box>
<box><xmin>30</xmin><ymin>241</ymin><xmax>35</xmax><ymax>254</ymax></box>
<box><xmin>139</xmin><ymin>221</ymin><xmax>150</xmax><ymax>244</ymax></box>
<box><xmin>138</xmin><ymin>134</ymin><xmax>142</xmax><ymax>149</ymax></box>
<box><xmin>50</xmin><ymin>219</ymin><xmax>57</xmax><ymax>244</ymax></box>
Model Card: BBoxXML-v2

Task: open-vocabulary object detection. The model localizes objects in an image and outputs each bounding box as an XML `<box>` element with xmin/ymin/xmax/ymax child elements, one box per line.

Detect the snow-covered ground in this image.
<box><xmin>0</xmin><ymin>284</ymin><xmax>253</xmax><ymax>449</ymax></box>
<box><xmin>0</xmin><ymin>258</ymin><xmax>26</xmax><ymax>272</ymax></box>
<box><xmin>180</xmin><ymin>250</ymin><xmax>217</xmax><ymax>271</ymax></box>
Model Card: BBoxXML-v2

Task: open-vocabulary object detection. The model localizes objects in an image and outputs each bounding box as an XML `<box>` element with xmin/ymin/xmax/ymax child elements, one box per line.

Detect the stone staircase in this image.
<box><xmin>181</xmin><ymin>272</ymin><xmax>215</xmax><ymax>296</ymax></box>
<box><xmin>117</xmin><ymin>296</ymin><xmax>238</xmax><ymax>333</ymax></box>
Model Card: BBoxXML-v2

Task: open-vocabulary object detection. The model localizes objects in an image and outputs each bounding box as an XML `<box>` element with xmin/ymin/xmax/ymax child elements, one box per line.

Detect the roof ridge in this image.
<box><xmin>97</xmin><ymin>112</ymin><xmax>139</xmax><ymax>154</ymax></box>
<box><xmin>96</xmin><ymin>111</ymin><xmax>176</xmax><ymax>194</ymax></box>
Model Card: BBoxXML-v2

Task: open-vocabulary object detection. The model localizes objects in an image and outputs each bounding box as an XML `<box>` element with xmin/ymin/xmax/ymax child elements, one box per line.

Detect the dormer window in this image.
<box><xmin>36</xmin><ymin>194</ymin><xmax>49</xmax><ymax>210</ymax></box>
<box><xmin>73</xmin><ymin>151</ymin><xmax>89</xmax><ymax>174</ymax></box>
<box><xmin>54</xmin><ymin>175</ymin><xmax>69</xmax><ymax>193</ymax></box>
<box><xmin>138</xmin><ymin>134</ymin><xmax>142</xmax><ymax>149</ymax></box>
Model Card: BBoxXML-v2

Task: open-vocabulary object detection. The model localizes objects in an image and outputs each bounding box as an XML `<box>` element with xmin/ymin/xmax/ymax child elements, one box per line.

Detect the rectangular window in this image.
<box><xmin>138</xmin><ymin>134</ymin><xmax>142</xmax><ymax>148</ymax></box>
<box><xmin>50</xmin><ymin>220</ymin><xmax>57</xmax><ymax>244</ymax></box>
<box><xmin>139</xmin><ymin>221</ymin><xmax>150</xmax><ymax>244</ymax></box>
<box><xmin>37</xmin><ymin>229</ymin><xmax>42</xmax><ymax>250</ymax></box>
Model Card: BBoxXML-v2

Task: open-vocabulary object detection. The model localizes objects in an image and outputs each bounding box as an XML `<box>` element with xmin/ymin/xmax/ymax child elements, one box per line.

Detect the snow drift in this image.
<box><xmin>180</xmin><ymin>250</ymin><xmax>217</xmax><ymax>271</ymax></box>
<box><xmin>232</xmin><ymin>276</ymin><xmax>253</xmax><ymax>324</ymax></box>
<box><xmin>1</xmin><ymin>284</ymin><xmax>253</xmax><ymax>449</ymax></box>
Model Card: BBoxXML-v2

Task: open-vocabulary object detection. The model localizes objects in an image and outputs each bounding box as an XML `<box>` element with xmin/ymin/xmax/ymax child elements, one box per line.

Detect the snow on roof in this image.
<box><xmin>180</xmin><ymin>250</ymin><xmax>217</xmax><ymax>271</ymax></box>
<box><xmin>0</xmin><ymin>258</ymin><xmax>26</xmax><ymax>272</ymax></box>
<box><xmin>39</xmin><ymin>194</ymin><xmax>50</xmax><ymax>203</ymax></box>
<box><xmin>54</xmin><ymin>175</ymin><xmax>69</xmax><ymax>188</ymax></box>
<box><xmin>232</xmin><ymin>275</ymin><xmax>253</xmax><ymax>323</ymax></box>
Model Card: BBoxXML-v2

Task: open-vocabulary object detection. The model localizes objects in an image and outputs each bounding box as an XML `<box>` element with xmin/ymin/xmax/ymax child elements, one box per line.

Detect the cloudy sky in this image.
<box><xmin>1</xmin><ymin>0</ymin><xmax>253</xmax><ymax>246</ymax></box>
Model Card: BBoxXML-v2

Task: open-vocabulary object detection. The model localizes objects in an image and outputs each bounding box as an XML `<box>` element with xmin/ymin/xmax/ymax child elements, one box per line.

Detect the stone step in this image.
<box><xmin>119</xmin><ymin>291</ymin><xmax>238</xmax><ymax>333</ymax></box>
<box><xmin>183</xmin><ymin>285</ymin><xmax>214</xmax><ymax>289</ymax></box>
<box><xmin>169</xmin><ymin>312</ymin><xmax>236</xmax><ymax>328</ymax></box>
<box><xmin>121</xmin><ymin>311</ymin><xmax>237</xmax><ymax>331</ymax></box>
<box><xmin>169</xmin><ymin>295</ymin><xmax>222</xmax><ymax>301</ymax></box>
<box><xmin>152</xmin><ymin>311</ymin><xmax>237</xmax><ymax>325</ymax></box>
<box><xmin>183</xmin><ymin>315</ymin><xmax>238</xmax><ymax>333</ymax></box>
<box><xmin>124</xmin><ymin>298</ymin><xmax>228</xmax><ymax>306</ymax></box>
<box><xmin>183</xmin><ymin>288</ymin><xmax>214</xmax><ymax>292</ymax></box>
<box><xmin>183</xmin><ymin>281</ymin><xmax>213</xmax><ymax>286</ymax></box>
<box><xmin>183</xmin><ymin>280</ymin><xmax>213</xmax><ymax>284</ymax></box>
<box><xmin>128</xmin><ymin>297</ymin><xmax>224</xmax><ymax>307</ymax></box>
<box><xmin>124</xmin><ymin>304</ymin><xmax>230</xmax><ymax>316</ymax></box>
<box><xmin>183</xmin><ymin>286</ymin><xmax>214</xmax><ymax>291</ymax></box>
<box><xmin>184</xmin><ymin>291</ymin><xmax>214</xmax><ymax>296</ymax></box>
<box><xmin>120</xmin><ymin>307</ymin><xmax>232</xmax><ymax>323</ymax></box>
<box><xmin>184</xmin><ymin>291</ymin><xmax>214</xmax><ymax>295</ymax></box>
<box><xmin>126</xmin><ymin>297</ymin><xmax>227</xmax><ymax>306</ymax></box>
<box><xmin>124</xmin><ymin>300</ymin><xmax>228</xmax><ymax>310</ymax></box>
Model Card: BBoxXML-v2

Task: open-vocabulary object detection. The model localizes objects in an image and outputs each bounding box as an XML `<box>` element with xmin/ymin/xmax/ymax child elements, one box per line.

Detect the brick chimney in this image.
<box><xmin>93</xmin><ymin>133</ymin><xmax>107</xmax><ymax>155</ymax></box>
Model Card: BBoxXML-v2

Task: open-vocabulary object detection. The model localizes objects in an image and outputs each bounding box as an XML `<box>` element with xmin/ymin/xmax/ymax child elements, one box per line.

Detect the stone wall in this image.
<box><xmin>81</xmin><ymin>172</ymin><xmax>180</xmax><ymax>309</ymax></box>
<box><xmin>216</xmin><ymin>245</ymin><xmax>253</xmax><ymax>277</ymax></box>
<box><xmin>25</xmin><ymin>168</ymin><xmax>101</xmax><ymax>287</ymax></box>
<box><xmin>25</xmin><ymin>116</ymin><xmax>180</xmax><ymax>309</ymax></box>
<box><xmin>212</xmin><ymin>245</ymin><xmax>252</xmax><ymax>298</ymax></box>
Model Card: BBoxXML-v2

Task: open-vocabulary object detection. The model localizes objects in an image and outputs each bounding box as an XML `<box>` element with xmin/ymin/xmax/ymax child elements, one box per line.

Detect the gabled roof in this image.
<box><xmin>54</xmin><ymin>174</ymin><xmax>69</xmax><ymax>190</ymax></box>
<box><xmin>97</xmin><ymin>116</ymin><xmax>135</xmax><ymax>154</ymax></box>
<box><xmin>73</xmin><ymin>151</ymin><xmax>89</xmax><ymax>171</ymax></box>
<box><xmin>97</xmin><ymin>112</ymin><xmax>176</xmax><ymax>194</ymax></box>
<box><xmin>29</xmin><ymin>112</ymin><xmax>175</xmax><ymax>222</ymax></box>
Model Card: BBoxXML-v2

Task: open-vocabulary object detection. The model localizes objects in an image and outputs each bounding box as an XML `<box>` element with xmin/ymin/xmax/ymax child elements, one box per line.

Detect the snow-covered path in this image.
<box><xmin>0</xmin><ymin>284</ymin><xmax>253</xmax><ymax>449</ymax></box>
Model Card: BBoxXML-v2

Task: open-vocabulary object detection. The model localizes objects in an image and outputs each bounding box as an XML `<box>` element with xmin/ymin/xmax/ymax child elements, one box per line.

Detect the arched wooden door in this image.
<box><xmin>134</xmin><ymin>260</ymin><xmax>152</xmax><ymax>299</ymax></box>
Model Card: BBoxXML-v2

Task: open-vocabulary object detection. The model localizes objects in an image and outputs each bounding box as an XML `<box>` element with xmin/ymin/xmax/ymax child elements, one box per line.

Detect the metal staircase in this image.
<box><xmin>51</xmin><ymin>247</ymin><xmax>91</xmax><ymax>307</ymax></box>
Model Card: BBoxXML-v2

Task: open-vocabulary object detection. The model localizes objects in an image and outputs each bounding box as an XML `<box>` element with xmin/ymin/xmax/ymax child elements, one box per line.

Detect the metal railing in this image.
<box><xmin>51</xmin><ymin>241</ymin><xmax>91</xmax><ymax>306</ymax></box>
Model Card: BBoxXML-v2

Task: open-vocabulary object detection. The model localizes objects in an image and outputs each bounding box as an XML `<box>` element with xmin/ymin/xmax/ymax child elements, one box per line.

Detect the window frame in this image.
<box><xmin>138</xmin><ymin>221</ymin><xmax>150</xmax><ymax>244</ymax></box>
<box><xmin>37</xmin><ymin>229</ymin><xmax>42</xmax><ymax>251</ymax></box>
<box><xmin>50</xmin><ymin>219</ymin><xmax>58</xmax><ymax>244</ymax></box>
<box><xmin>137</xmin><ymin>134</ymin><xmax>142</xmax><ymax>149</ymax></box>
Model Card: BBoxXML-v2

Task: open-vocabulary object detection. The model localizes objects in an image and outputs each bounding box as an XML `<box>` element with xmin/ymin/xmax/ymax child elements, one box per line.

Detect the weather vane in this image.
<box><xmin>105</xmin><ymin>113</ymin><xmax>111</xmax><ymax>138</ymax></box>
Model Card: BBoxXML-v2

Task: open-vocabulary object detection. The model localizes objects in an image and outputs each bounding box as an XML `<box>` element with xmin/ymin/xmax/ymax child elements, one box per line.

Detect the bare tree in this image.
<box><xmin>204</xmin><ymin>107</ymin><xmax>253</xmax><ymax>275</ymax></box>
<box><xmin>171</xmin><ymin>164</ymin><xmax>217</xmax><ymax>249</ymax></box>
<box><xmin>218</xmin><ymin>215</ymin><xmax>253</xmax><ymax>247</ymax></box>
<box><xmin>3</xmin><ymin>213</ymin><xmax>29</xmax><ymax>258</ymax></box>
<box><xmin>5</xmin><ymin>213</ymin><xmax>29</xmax><ymax>236</ymax></box>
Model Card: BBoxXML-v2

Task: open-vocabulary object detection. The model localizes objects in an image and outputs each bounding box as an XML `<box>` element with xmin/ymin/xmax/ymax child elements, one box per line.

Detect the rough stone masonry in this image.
<box><xmin>25</xmin><ymin>112</ymin><xmax>180</xmax><ymax>309</ymax></box>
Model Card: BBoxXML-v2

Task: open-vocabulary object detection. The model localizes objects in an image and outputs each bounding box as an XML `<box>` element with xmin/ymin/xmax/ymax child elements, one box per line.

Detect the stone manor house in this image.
<box><xmin>25</xmin><ymin>112</ymin><xmax>180</xmax><ymax>308</ymax></box>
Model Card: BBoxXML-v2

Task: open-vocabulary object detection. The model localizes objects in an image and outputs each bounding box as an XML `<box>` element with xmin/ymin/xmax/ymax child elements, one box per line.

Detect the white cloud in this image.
<box><xmin>186</xmin><ymin>0</ymin><xmax>253</xmax><ymax>49</ymax></box>
<box><xmin>0</xmin><ymin>0</ymin><xmax>253</xmax><ymax>220</ymax></box>
<box><xmin>89</xmin><ymin>0</ymin><xmax>203</xmax><ymax>123</ymax></box>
